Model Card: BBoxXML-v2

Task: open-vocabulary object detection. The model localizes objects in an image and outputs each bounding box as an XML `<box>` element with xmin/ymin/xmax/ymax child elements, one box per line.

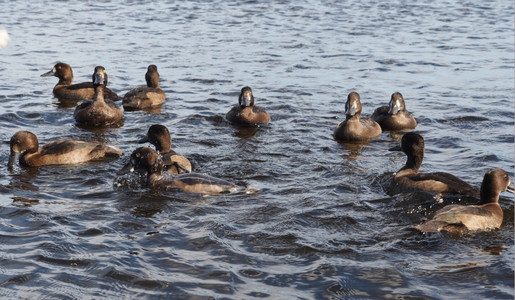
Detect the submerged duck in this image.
<box><xmin>334</xmin><ymin>91</ymin><xmax>382</xmax><ymax>142</ymax></box>
<box><xmin>389</xmin><ymin>132</ymin><xmax>478</xmax><ymax>196</ymax></box>
<box><xmin>41</xmin><ymin>62</ymin><xmax>119</xmax><ymax>101</ymax></box>
<box><xmin>226</xmin><ymin>86</ymin><xmax>270</xmax><ymax>125</ymax></box>
<box><xmin>8</xmin><ymin>130</ymin><xmax>122</xmax><ymax>168</ymax></box>
<box><xmin>74</xmin><ymin>66</ymin><xmax>124</xmax><ymax>128</ymax></box>
<box><xmin>122</xmin><ymin>64</ymin><xmax>166</xmax><ymax>110</ymax></box>
<box><xmin>371</xmin><ymin>92</ymin><xmax>417</xmax><ymax>131</ymax></box>
<box><xmin>118</xmin><ymin>147</ymin><xmax>239</xmax><ymax>194</ymax></box>
<box><xmin>138</xmin><ymin>124</ymin><xmax>192</xmax><ymax>175</ymax></box>
<box><xmin>415</xmin><ymin>168</ymin><xmax>515</xmax><ymax>234</ymax></box>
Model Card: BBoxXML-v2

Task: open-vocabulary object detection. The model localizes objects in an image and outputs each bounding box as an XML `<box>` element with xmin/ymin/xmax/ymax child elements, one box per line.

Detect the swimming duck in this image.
<box><xmin>414</xmin><ymin>168</ymin><xmax>515</xmax><ymax>234</ymax></box>
<box><xmin>41</xmin><ymin>62</ymin><xmax>119</xmax><ymax>101</ymax></box>
<box><xmin>226</xmin><ymin>86</ymin><xmax>270</xmax><ymax>125</ymax></box>
<box><xmin>74</xmin><ymin>66</ymin><xmax>124</xmax><ymax>128</ymax></box>
<box><xmin>138</xmin><ymin>124</ymin><xmax>192</xmax><ymax>175</ymax></box>
<box><xmin>389</xmin><ymin>132</ymin><xmax>478</xmax><ymax>196</ymax></box>
<box><xmin>333</xmin><ymin>91</ymin><xmax>382</xmax><ymax>141</ymax></box>
<box><xmin>371</xmin><ymin>92</ymin><xmax>417</xmax><ymax>131</ymax></box>
<box><xmin>8</xmin><ymin>130</ymin><xmax>122</xmax><ymax>169</ymax></box>
<box><xmin>122</xmin><ymin>64</ymin><xmax>166</xmax><ymax>110</ymax></box>
<box><xmin>118</xmin><ymin>147</ymin><xmax>239</xmax><ymax>194</ymax></box>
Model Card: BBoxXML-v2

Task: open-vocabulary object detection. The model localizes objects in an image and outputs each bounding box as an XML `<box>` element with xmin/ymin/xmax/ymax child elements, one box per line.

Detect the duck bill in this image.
<box><xmin>242</xmin><ymin>94</ymin><xmax>252</xmax><ymax>107</ymax></box>
<box><xmin>345</xmin><ymin>102</ymin><xmax>357</xmax><ymax>117</ymax></box>
<box><xmin>138</xmin><ymin>136</ymin><xmax>149</xmax><ymax>144</ymax></box>
<box><xmin>389</xmin><ymin>144</ymin><xmax>402</xmax><ymax>151</ymax></box>
<box><xmin>388</xmin><ymin>100</ymin><xmax>401</xmax><ymax>115</ymax></box>
<box><xmin>8</xmin><ymin>151</ymin><xmax>19</xmax><ymax>170</ymax></box>
<box><xmin>117</xmin><ymin>161</ymin><xmax>135</xmax><ymax>175</ymax></box>
<box><xmin>40</xmin><ymin>68</ymin><xmax>56</xmax><ymax>77</ymax></box>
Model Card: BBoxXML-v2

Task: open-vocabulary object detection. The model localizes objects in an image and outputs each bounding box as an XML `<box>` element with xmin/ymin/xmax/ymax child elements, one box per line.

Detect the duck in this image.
<box><xmin>122</xmin><ymin>64</ymin><xmax>166</xmax><ymax>110</ymax></box>
<box><xmin>388</xmin><ymin>132</ymin><xmax>479</xmax><ymax>196</ymax></box>
<box><xmin>226</xmin><ymin>86</ymin><xmax>270</xmax><ymax>125</ymax></box>
<box><xmin>8</xmin><ymin>130</ymin><xmax>122</xmax><ymax>169</ymax></box>
<box><xmin>333</xmin><ymin>91</ymin><xmax>382</xmax><ymax>141</ymax></box>
<box><xmin>371</xmin><ymin>92</ymin><xmax>417</xmax><ymax>131</ymax></box>
<box><xmin>117</xmin><ymin>147</ymin><xmax>240</xmax><ymax>195</ymax></box>
<box><xmin>41</xmin><ymin>62</ymin><xmax>119</xmax><ymax>101</ymax></box>
<box><xmin>138</xmin><ymin>124</ymin><xmax>192</xmax><ymax>175</ymax></box>
<box><xmin>74</xmin><ymin>66</ymin><xmax>124</xmax><ymax>128</ymax></box>
<box><xmin>414</xmin><ymin>168</ymin><xmax>515</xmax><ymax>234</ymax></box>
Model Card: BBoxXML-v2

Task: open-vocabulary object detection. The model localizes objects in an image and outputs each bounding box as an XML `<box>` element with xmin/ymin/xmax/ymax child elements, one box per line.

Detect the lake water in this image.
<box><xmin>0</xmin><ymin>0</ymin><xmax>513</xmax><ymax>299</ymax></box>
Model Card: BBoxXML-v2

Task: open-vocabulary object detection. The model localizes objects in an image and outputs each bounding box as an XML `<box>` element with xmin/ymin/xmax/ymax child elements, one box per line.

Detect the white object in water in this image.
<box><xmin>0</xmin><ymin>29</ymin><xmax>10</xmax><ymax>49</ymax></box>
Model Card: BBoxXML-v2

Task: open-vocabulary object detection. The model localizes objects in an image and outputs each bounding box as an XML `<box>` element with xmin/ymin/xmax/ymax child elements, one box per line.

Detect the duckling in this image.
<box><xmin>226</xmin><ymin>86</ymin><xmax>270</xmax><ymax>125</ymax></box>
<box><xmin>122</xmin><ymin>64</ymin><xmax>166</xmax><ymax>110</ymax></box>
<box><xmin>415</xmin><ymin>168</ymin><xmax>515</xmax><ymax>234</ymax></box>
<box><xmin>334</xmin><ymin>91</ymin><xmax>382</xmax><ymax>142</ymax></box>
<box><xmin>371</xmin><ymin>92</ymin><xmax>417</xmax><ymax>131</ymax></box>
<box><xmin>138</xmin><ymin>124</ymin><xmax>192</xmax><ymax>175</ymax></box>
<box><xmin>74</xmin><ymin>66</ymin><xmax>123</xmax><ymax>128</ymax></box>
<box><xmin>8</xmin><ymin>130</ymin><xmax>122</xmax><ymax>169</ymax></box>
<box><xmin>389</xmin><ymin>132</ymin><xmax>478</xmax><ymax>196</ymax></box>
<box><xmin>41</xmin><ymin>62</ymin><xmax>119</xmax><ymax>101</ymax></box>
<box><xmin>118</xmin><ymin>147</ymin><xmax>239</xmax><ymax>195</ymax></box>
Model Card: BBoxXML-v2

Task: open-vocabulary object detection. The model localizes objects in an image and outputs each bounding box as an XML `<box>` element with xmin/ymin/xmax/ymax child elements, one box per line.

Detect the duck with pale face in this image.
<box><xmin>73</xmin><ymin>66</ymin><xmax>124</xmax><ymax>128</ymax></box>
<box><xmin>334</xmin><ymin>91</ymin><xmax>382</xmax><ymax>142</ymax></box>
<box><xmin>372</xmin><ymin>92</ymin><xmax>417</xmax><ymax>131</ymax></box>
<box><xmin>226</xmin><ymin>86</ymin><xmax>270</xmax><ymax>126</ymax></box>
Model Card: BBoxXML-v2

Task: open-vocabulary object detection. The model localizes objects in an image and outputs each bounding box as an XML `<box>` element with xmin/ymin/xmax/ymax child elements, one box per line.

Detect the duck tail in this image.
<box><xmin>104</xmin><ymin>145</ymin><xmax>123</xmax><ymax>156</ymax></box>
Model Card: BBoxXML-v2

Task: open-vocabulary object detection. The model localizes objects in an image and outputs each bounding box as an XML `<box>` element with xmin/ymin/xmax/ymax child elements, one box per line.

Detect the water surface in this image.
<box><xmin>0</xmin><ymin>0</ymin><xmax>513</xmax><ymax>299</ymax></box>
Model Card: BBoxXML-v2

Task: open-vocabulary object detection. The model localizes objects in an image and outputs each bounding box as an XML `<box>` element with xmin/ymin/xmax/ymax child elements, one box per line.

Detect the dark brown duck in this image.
<box><xmin>388</xmin><ymin>132</ymin><xmax>479</xmax><ymax>196</ymax></box>
<box><xmin>73</xmin><ymin>66</ymin><xmax>123</xmax><ymax>128</ymax></box>
<box><xmin>41</xmin><ymin>62</ymin><xmax>119</xmax><ymax>101</ymax></box>
<box><xmin>371</xmin><ymin>92</ymin><xmax>417</xmax><ymax>131</ymax></box>
<box><xmin>8</xmin><ymin>130</ymin><xmax>122</xmax><ymax>168</ymax></box>
<box><xmin>122</xmin><ymin>64</ymin><xmax>166</xmax><ymax>110</ymax></box>
<box><xmin>118</xmin><ymin>147</ymin><xmax>240</xmax><ymax>195</ymax></box>
<box><xmin>226</xmin><ymin>86</ymin><xmax>270</xmax><ymax>126</ymax></box>
<box><xmin>333</xmin><ymin>91</ymin><xmax>382</xmax><ymax>142</ymax></box>
<box><xmin>138</xmin><ymin>124</ymin><xmax>192</xmax><ymax>175</ymax></box>
<box><xmin>415</xmin><ymin>168</ymin><xmax>515</xmax><ymax>234</ymax></box>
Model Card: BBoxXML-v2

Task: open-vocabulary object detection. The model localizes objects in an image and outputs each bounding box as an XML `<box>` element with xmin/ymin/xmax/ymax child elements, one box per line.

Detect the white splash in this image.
<box><xmin>0</xmin><ymin>29</ymin><xmax>9</xmax><ymax>49</ymax></box>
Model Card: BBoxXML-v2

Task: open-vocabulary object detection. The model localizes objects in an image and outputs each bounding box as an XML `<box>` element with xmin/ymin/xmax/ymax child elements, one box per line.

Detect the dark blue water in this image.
<box><xmin>0</xmin><ymin>1</ymin><xmax>513</xmax><ymax>298</ymax></box>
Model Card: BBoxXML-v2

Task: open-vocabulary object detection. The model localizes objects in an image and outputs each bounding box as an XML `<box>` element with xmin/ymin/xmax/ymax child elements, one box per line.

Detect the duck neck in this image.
<box><xmin>94</xmin><ymin>85</ymin><xmax>106</xmax><ymax>104</ymax></box>
<box><xmin>58</xmin><ymin>77</ymin><xmax>73</xmax><ymax>86</ymax></box>
<box><xmin>159</xmin><ymin>148</ymin><xmax>173</xmax><ymax>154</ymax></box>
<box><xmin>146</xmin><ymin>74</ymin><xmax>160</xmax><ymax>88</ymax></box>
<box><xmin>401</xmin><ymin>152</ymin><xmax>423</xmax><ymax>172</ymax></box>
<box><xmin>345</xmin><ymin>113</ymin><xmax>360</xmax><ymax>121</ymax></box>
<box><xmin>479</xmin><ymin>188</ymin><xmax>500</xmax><ymax>205</ymax></box>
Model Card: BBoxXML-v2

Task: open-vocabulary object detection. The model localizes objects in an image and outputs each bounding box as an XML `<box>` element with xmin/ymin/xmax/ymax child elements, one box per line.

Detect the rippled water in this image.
<box><xmin>0</xmin><ymin>0</ymin><xmax>514</xmax><ymax>299</ymax></box>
